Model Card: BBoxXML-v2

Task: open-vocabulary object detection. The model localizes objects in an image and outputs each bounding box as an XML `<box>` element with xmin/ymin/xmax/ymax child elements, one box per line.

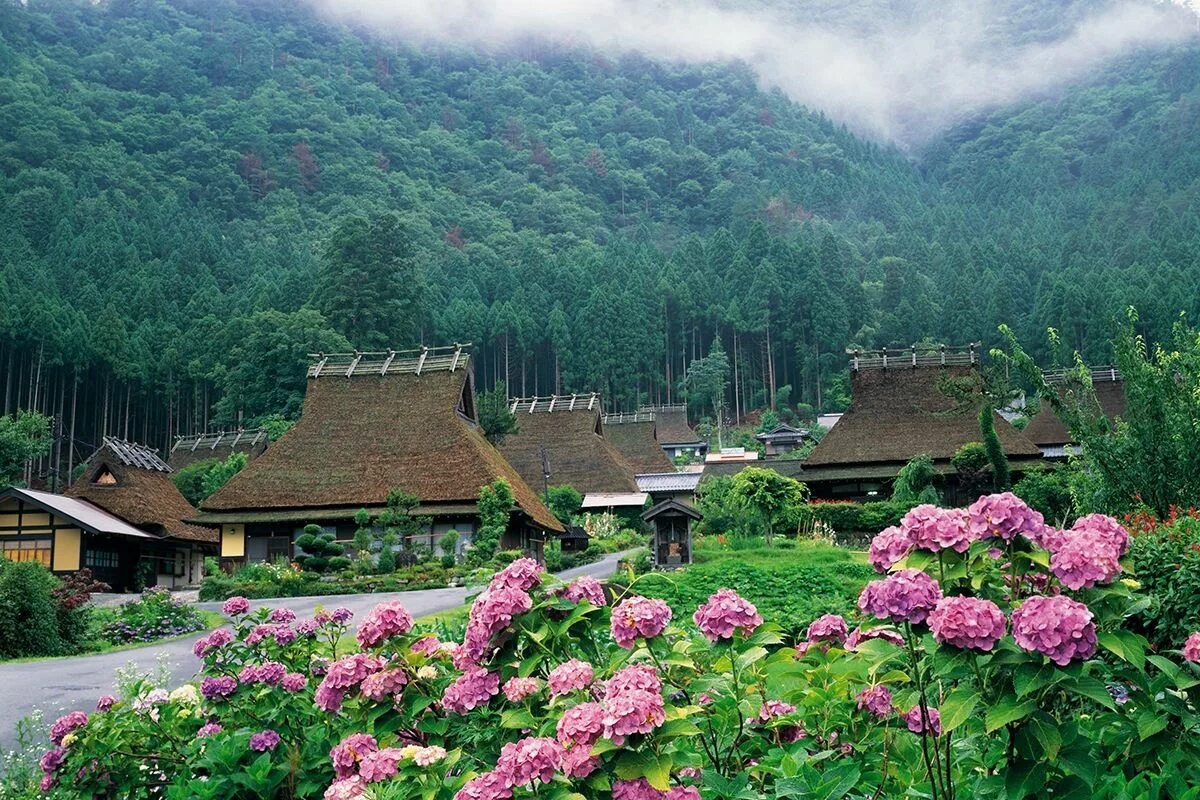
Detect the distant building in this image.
<box><xmin>636</xmin><ymin>471</ymin><xmax>703</xmax><ymax>506</ymax></box>
<box><xmin>639</xmin><ymin>405</ymin><xmax>707</xmax><ymax>462</ymax></box>
<box><xmin>1</xmin><ymin>437</ymin><xmax>217</xmax><ymax>590</ymax></box>
<box><xmin>197</xmin><ymin>347</ymin><xmax>562</xmax><ymax>565</ymax></box>
<box><xmin>601</xmin><ymin>411</ymin><xmax>676</xmax><ymax>474</ymax></box>
<box><xmin>169</xmin><ymin>429</ymin><xmax>269</xmax><ymax>471</ymax></box>
<box><xmin>755</xmin><ymin>423</ymin><xmax>813</xmax><ymax>456</ymax></box>
<box><xmin>705</xmin><ymin>447</ymin><xmax>759</xmax><ymax>463</ymax></box>
<box><xmin>817</xmin><ymin>413</ymin><xmax>843</xmax><ymax>431</ymax></box>
<box><xmin>643</xmin><ymin>499</ymin><xmax>700</xmax><ymax>569</ymax></box>
<box><xmin>502</xmin><ymin>395</ymin><xmax>643</xmax><ymax>510</ymax></box>
<box><xmin>1023</xmin><ymin>367</ymin><xmax>1126</xmax><ymax>459</ymax></box>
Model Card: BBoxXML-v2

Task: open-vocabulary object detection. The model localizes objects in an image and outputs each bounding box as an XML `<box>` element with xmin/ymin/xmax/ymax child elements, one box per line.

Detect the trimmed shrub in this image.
<box><xmin>0</xmin><ymin>561</ymin><xmax>65</xmax><ymax>658</ymax></box>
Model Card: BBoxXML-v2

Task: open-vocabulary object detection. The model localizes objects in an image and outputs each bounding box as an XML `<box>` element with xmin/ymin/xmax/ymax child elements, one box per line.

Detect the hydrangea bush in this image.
<box><xmin>35</xmin><ymin>493</ymin><xmax>1200</xmax><ymax>799</ymax></box>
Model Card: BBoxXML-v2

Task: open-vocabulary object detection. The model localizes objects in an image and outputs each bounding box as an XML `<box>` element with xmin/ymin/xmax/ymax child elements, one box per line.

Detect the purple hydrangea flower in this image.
<box><xmin>928</xmin><ymin>596</ymin><xmax>1007</xmax><ymax>651</ymax></box>
<box><xmin>1011</xmin><ymin>594</ymin><xmax>1097</xmax><ymax>666</ymax></box>
<box><xmin>858</xmin><ymin>569</ymin><xmax>943</xmax><ymax>625</ymax></box>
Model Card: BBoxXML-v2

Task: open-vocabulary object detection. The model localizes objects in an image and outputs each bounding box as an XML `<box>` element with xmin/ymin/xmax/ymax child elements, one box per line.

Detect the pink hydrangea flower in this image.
<box><xmin>360</xmin><ymin>668</ymin><xmax>408</xmax><ymax>702</ymax></box>
<box><xmin>868</xmin><ymin>526</ymin><xmax>913</xmax><ymax>573</ymax></box>
<box><xmin>603</xmin><ymin>689</ymin><xmax>665</xmax><ymax>744</ymax></box>
<box><xmin>693</xmin><ymin>589</ymin><xmax>763</xmax><ymax>641</ymax></box>
<box><xmin>325</xmin><ymin>776</ymin><xmax>366</xmax><ymax>800</ymax></box>
<box><xmin>257</xmin><ymin>661</ymin><xmax>287</xmax><ymax>686</ymax></box>
<box><xmin>496</xmin><ymin>737</ymin><xmax>563</xmax><ymax>786</ymax></box>
<box><xmin>559</xmin><ymin>745</ymin><xmax>600</xmax><ymax>778</ymax></box>
<box><xmin>411</xmin><ymin>636</ymin><xmax>443</xmax><ymax>657</ymax></box>
<box><xmin>1071</xmin><ymin>514</ymin><xmax>1130</xmax><ymax>557</ymax></box>
<box><xmin>40</xmin><ymin>747</ymin><xmax>66</xmax><ymax>773</ymax></box>
<box><xmin>454</xmin><ymin>770</ymin><xmax>512</xmax><ymax>800</ymax></box>
<box><xmin>561</xmin><ymin>576</ymin><xmax>607</xmax><ymax>606</ymax></box>
<box><xmin>1026</xmin><ymin>524</ymin><xmax>1069</xmax><ymax>553</ymax></box>
<box><xmin>902</xmin><ymin>504</ymin><xmax>975</xmax><ymax>553</ymax></box>
<box><xmin>758</xmin><ymin>700</ymin><xmax>796</xmax><ymax>722</ymax></box>
<box><xmin>296</xmin><ymin>619</ymin><xmax>320</xmax><ymax>637</ymax></box>
<box><xmin>442</xmin><ymin>667</ymin><xmax>500</xmax><ymax>714</ymax></box>
<box><xmin>239</xmin><ymin>664</ymin><xmax>261</xmax><ymax>684</ymax></box>
<box><xmin>269</xmin><ymin>608</ymin><xmax>296</xmax><ymax>624</ymax></box>
<box><xmin>844</xmin><ymin>626</ymin><xmax>905</xmax><ymax>651</ymax></box>
<box><xmin>857</xmin><ymin>569</ymin><xmax>943</xmax><ymax>625</ymax></box>
<box><xmin>274</xmin><ymin>626</ymin><xmax>297</xmax><ymax>646</ymax></box>
<box><xmin>315</xmin><ymin>654</ymin><xmax>385</xmax><ymax>712</ymax></box>
<box><xmin>806</xmin><ymin>614</ymin><xmax>849</xmax><ymax>644</ymax></box>
<box><xmin>1185</xmin><ymin>632</ymin><xmax>1200</xmax><ymax>663</ymax></box>
<box><xmin>855</xmin><ymin>685</ymin><xmax>893</xmax><ymax>718</ymax></box>
<box><xmin>222</xmin><ymin>596</ymin><xmax>250</xmax><ymax>615</ymax></box>
<box><xmin>201</xmin><ymin>676</ymin><xmax>238</xmax><ymax>702</ymax></box>
<box><xmin>331</xmin><ymin>607</ymin><xmax>354</xmax><ymax>624</ymax></box>
<box><xmin>193</xmin><ymin>628</ymin><xmax>233</xmax><ymax>658</ymax></box>
<box><xmin>359</xmin><ymin>748</ymin><xmax>405</xmax><ymax>783</ymax></box>
<box><xmin>282</xmin><ymin>672</ymin><xmax>308</xmax><ymax>692</ymax></box>
<box><xmin>197</xmin><ymin>723</ymin><xmax>223</xmax><ymax>738</ymax></box>
<box><xmin>556</xmin><ymin>702</ymin><xmax>606</xmax><ymax>748</ymax></box>
<box><xmin>548</xmin><ymin>659</ymin><xmax>594</xmax><ymax>696</ymax></box>
<box><xmin>249</xmin><ymin>730</ymin><xmax>281</xmax><ymax>752</ymax></box>
<box><xmin>605</xmin><ymin>664</ymin><xmax>662</xmax><ymax>698</ymax></box>
<box><xmin>462</xmin><ymin>586</ymin><xmax>534</xmax><ymax>664</ymax></box>
<box><xmin>414</xmin><ymin>746</ymin><xmax>447</xmax><ymax>766</ymax></box>
<box><xmin>612</xmin><ymin>779</ymin><xmax>699</xmax><ymax>800</ymax></box>
<box><xmin>967</xmin><ymin>493</ymin><xmax>1044</xmax><ymax>542</ymax></box>
<box><xmin>611</xmin><ymin>596</ymin><xmax>673</xmax><ymax>648</ymax></box>
<box><xmin>502</xmin><ymin>676</ymin><xmax>541</xmax><ymax>702</ymax></box>
<box><xmin>928</xmin><ymin>596</ymin><xmax>1007</xmax><ymax>651</ymax></box>
<box><xmin>904</xmin><ymin>706</ymin><xmax>941</xmax><ymax>735</ymax></box>
<box><xmin>1050</xmin><ymin>533</ymin><xmax>1122</xmax><ymax>589</ymax></box>
<box><xmin>356</xmin><ymin>601</ymin><xmax>414</xmax><ymax>649</ymax></box>
<box><xmin>1011</xmin><ymin>595</ymin><xmax>1097</xmax><ymax>666</ymax></box>
<box><xmin>491</xmin><ymin>558</ymin><xmax>543</xmax><ymax>592</ymax></box>
<box><xmin>95</xmin><ymin>695</ymin><xmax>116</xmax><ymax>712</ymax></box>
<box><xmin>331</xmin><ymin>733</ymin><xmax>379</xmax><ymax>779</ymax></box>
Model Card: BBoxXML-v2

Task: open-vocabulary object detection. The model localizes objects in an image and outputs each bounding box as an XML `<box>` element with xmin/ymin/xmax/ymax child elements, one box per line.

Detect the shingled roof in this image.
<box><xmin>66</xmin><ymin>438</ymin><xmax>217</xmax><ymax>544</ymax></box>
<box><xmin>803</xmin><ymin>357</ymin><xmax>1042</xmax><ymax>469</ymax></box>
<box><xmin>1024</xmin><ymin>368</ymin><xmax>1127</xmax><ymax>448</ymax></box>
<box><xmin>170</xmin><ymin>429</ymin><xmax>269</xmax><ymax>471</ymax></box>
<box><xmin>501</xmin><ymin>396</ymin><xmax>638</xmax><ymax>494</ymax></box>
<box><xmin>639</xmin><ymin>405</ymin><xmax>701</xmax><ymax>445</ymax></box>
<box><xmin>601</xmin><ymin>415</ymin><xmax>676</xmax><ymax>473</ymax></box>
<box><xmin>200</xmin><ymin>349</ymin><xmax>561</xmax><ymax>532</ymax></box>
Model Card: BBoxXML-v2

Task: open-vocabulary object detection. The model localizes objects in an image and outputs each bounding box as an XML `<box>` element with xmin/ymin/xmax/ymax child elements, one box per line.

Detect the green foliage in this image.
<box><xmin>0</xmin><ymin>561</ymin><xmax>64</xmax><ymax>658</ymax></box>
<box><xmin>729</xmin><ymin>466</ymin><xmax>808</xmax><ymax>543</ymax></box>
<box><xmin>891</xmin><ymin>454</ymin><xmax>940</xmax><ymax>504</ymax></box>
<box><xmin>950</xmin><ymin>442</ymin><xmax>990</xmax><ymax>497</ymax></box>
<box><xmin>171</xmin><ymin>458</ymin><xmax>221</xmax><ymax>507</ymax></box>
<box><xmin>100</xmin><ymin>587</ymin><xmax>206</xmax><ymax>645</ymax></box>
<box><xmin>694</xmin><ymin>475</ymin><xmax>753</xmax><ymax>537</ymax></box>
<box><xmin>0</xmin><ymin>411</ymin><xmax>52</xmax><ymax>487</ymax></box>
<box><xmin>1013</xmin><ymin>466</ymin><xmax>1075</xmax><ymax>524</ymax></box>
<box><xmin>1128</xmin><ymin>515</ymin><xmax>1200</xmax><ymax>651</ymax></box>
<box><xmin>293</xmin><ymin>524</ymin><xmax>345</xmax><ymax>574</ymax></box>
<box><xmin>978</xmin><ymin>405</ymin><xmax>1011</xmax><ymax>491</ymax></box>
<box><xmin>256</xmin><ymin>414</ymin><xmax>296</xmax><ymax>441</ymax></box>
<box><xmin>477</xmin><ymin>383</ymin><xmax>519</xmax><ymax>445</ymax></box>
<box><xmin>756</xmin><ymin>409</ymin><xmax>780</xmax><ymax>433</ymax></box>
<box><xmin>542</xmin><ymin>485</ymin><xmax>583</xmax><ymax>526</ymax></box>
<box><xmin>473</xmin><ymin>479</ymin><xmax>514</xmax><ymax>562</ymax></box>
<box><xmin>685</xmin><ymin>339</ymin><xmax>731</xmax><ymax>425</ymax></box>
<box><xmin>200</xmin><ymin>451</ymin><xmax>248</xmax><ymax>502</ymax></box>
<box><xmin>793</xmin><ymin>500</ymin><xmax>915</xmax><ymax>539</ymax></box>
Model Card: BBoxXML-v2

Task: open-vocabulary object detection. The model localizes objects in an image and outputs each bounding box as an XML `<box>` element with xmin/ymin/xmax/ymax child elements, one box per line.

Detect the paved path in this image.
<box><xmin>0</xmin><ymin>552</ymin><xmax>633</xmax><ymax>750</ymax></box>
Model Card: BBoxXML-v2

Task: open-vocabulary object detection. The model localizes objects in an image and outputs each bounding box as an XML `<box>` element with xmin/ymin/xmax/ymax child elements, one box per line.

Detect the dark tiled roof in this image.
<box><xmin>501</xmin><ymin>399</ymin><xmax>638</xmax><ymax>495</ymax></box>
<box><xmin>201</xmin><ymin>356</ymin><xmax>561</xmax><ymax>532</ymax></box>
<box><xmin>803</xmin><ymin>365</ymin><xmax>1042</xmax><ymax>467</ymax></box>
<box><xmin>68</xmin><ymin>440</ymin><xmax>217</xmax><ymax>544</ymax></box>
<box><xmin>603</xmin><ymin>420</ymin><xmax>676</xmax><ymax>473</ymax></box>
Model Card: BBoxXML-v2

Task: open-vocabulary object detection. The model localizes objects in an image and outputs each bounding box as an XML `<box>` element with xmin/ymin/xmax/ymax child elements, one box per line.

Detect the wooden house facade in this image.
<box><xmin>197</xmin><ymin>347</ymin><xmax>563</xmax><ymax>566</ymax></box>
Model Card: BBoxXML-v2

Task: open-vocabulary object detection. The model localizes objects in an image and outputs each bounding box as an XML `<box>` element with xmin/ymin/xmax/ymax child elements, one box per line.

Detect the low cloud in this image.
<box><xmin>310</xmin><ymin>0</ymin><xmax>1197</xmax><ymax>146</ymax></box>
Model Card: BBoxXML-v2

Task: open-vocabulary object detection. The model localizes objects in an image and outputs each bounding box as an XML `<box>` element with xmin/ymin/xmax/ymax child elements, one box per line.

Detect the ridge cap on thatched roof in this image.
<box><xmin>603</xmin><ymin>411</ymin><xmax>656</xmax><ymax>424</ymax></box>
<box><xmin>847</xmin><ymin>343</ymin><xmax>981</xmax><ymax>371</ymax></box>
<box><xmin>98</xmin><ymin>437</ymin><xmax>172</xmax><ymax>472</ymax></box>
<box><xmin>173</xmin><ymin>428</ymin><xmax>268</xmax><ymax>453</ymax></box>
<box><xmin>510</xmin><ymin>393</ymin><xmax>602</xmax><ymax>414</ymax></box>
<box><xmin>1044</xmin><ymin>366</ymin><xmax>1123</xmax><ymax>385</ymax></box>
<box><xmin>307</xmin><ymin>344</ymin><xmax>471</xmax><ymax>379</ymax></box>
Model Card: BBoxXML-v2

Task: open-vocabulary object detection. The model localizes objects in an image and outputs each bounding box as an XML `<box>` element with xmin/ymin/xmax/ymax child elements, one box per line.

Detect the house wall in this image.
<box><xmin>0</xmin><ymin>497</ymin><xmax>83</xmax><ymax>572</ymax></box>
<box><xmin>220</xmin><ymin>524</ymin><xmax>245</xmax><ymax>558</ymax></box>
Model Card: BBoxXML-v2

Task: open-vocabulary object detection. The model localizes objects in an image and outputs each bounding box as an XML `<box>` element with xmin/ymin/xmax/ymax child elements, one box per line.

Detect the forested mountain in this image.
<box><xmin>2</xmin><ymin>0</ymin><xmax>1199</xmax><ymax>485</ymax></box>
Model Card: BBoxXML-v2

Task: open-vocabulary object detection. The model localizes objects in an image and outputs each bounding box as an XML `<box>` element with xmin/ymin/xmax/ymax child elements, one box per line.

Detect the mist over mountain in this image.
<box><xmin>2</xmin><ymin>0</ymin><xmax>1200</xmax><ymax>471</ymax></box>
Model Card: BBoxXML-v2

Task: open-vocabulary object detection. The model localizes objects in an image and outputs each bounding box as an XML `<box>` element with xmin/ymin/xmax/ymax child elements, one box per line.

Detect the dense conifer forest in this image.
<box><xmin>3</xmin><ymin>0</ymin><xmax>1200</xmax><ymax>483</ymax></box>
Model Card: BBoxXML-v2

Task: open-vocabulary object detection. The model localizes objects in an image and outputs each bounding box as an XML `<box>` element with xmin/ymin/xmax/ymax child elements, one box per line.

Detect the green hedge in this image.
<box><xmin>1129</xmin><ymin>517</ymin><xmax>1200</xmax><ymax>650</ymax></box>
<box><xmin>791</xmin><ymin>500</ymin><xmax>915</xmax><ymax>541</ymax></box>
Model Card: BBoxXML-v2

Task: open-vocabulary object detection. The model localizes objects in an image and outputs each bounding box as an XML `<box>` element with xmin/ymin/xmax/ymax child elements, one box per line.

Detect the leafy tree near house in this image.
<box><xmin>473</xmin><ymin>479</ymin><xmax>515</xmax><ymax>563</ymax></box>
<box><xmin>978</xmin><ymin>406</ymin><xmax>1011</xmax><ymax>491</ymax></box>
<box><xmin>950</xmin><ymin>442</ymin><xmax>991</xmax><ymax>498</ymax></box>
<box><xmin>478</xmin><ymin>383</ymin><xmax>519</xmax><ymax>445</ymax></box>
<box><xmin>172</xmin><ymin>458</ymin><xmax>221</xmax><ymax>506</ymax></box>
<box><xmin>543</xmin><ymin>485</ymin><xmax>583</xmax><ymax>526</ymax></box>
<box><xmin>0</xmin><ymin>410</ymin><xmax>52</xmax><ymax>487</ymax></box>
<box><xmin>729</xmin><ymin>466</ymin><xmax>807</xmax><ymax>545</ymax></box>
<box><xmin>200</xmin><ymin>452</ymin><xmax>248</xmax><ymax>502</ymax></box>
<box><xmin>294</xmin><ymin>524</ymin><xmax>348</xmax><ymax>573</ymax></box>
<box><xmin>892</xmin><ymin>455</ymin><xmax>941</xmax><ymax>504</ymax></box>
<box><xmin>685</xmin><ymin>339</ymin><xmax>731</xmax><ymax>444</ymax></box>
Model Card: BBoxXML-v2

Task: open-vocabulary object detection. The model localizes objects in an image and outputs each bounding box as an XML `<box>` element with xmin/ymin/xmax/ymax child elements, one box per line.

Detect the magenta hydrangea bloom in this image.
<box><xmin>603</xmin><ymin>689</ymin><xmax>665</xmax><ymax>744</ymax></box>
<box><xmin>611</xmin><ymin>596</ymin><xmax>673</xmax><ymax>648</ymax></box>
<box><xmin>692</xmin><ymin>589</ymin><xmax>762</xmax><ymax>641</ymax></box>
<box><xmin>239</xmin><ymin>664</ymin><xmax>261</xmax><ymax>684</ymax></box>
<box><xmin>928</xmin><ymin>596</ymin><xmax>1007</xmax><ymax>651</ymax></box>
<box><xmin>281</xmin><ymin>672</ymin><xmax>308</xmax><ymax>692</ymax></box>
<box><xmin>442</xmin><ymin>667</ymin><xmax>500</xmax><ymax>714</ymax></box>
<box><xmin>559</xmin><ymin>745</ymin><xmax>600</xmax><ymax>778</ymax></box>
<box><xmin>1011</xmin><ymin>594</ymin><xmax>1097</xmax><ymax>666</ymax></box>
<box><xmin>197</xmin><ymin>723</ymin><xmax>223</xmax><ymax>738</ymax></box>
<box><xmin>40</xmin><ymin>747</ymin><xmax>66</xmax><ymax>774</ymax></box>
<box><xmin>315</xmin><ymin>654</ymin><xmax>385</xmax><ymax>712</ymax></box>
<box><xmin>612</xmin><ymin>779</ymin><xmax>700</xmax><ymax>800</ymax></box>
<box><xmin>855</xmin><ymin>685</ymin><xmax>893</xmax><ymax>718</ymax></box>
<box><xmin>757</xmin><ymin>700</ymin><xmax>796</xmax><ymax>722</ymax></box>
<box><xmin>331</xmin><ymin>607</ymin><xmax>354</xmax><ymax>624</ymax></box>
<box><xmin>360</xmin><ymin>668</ymin><xmax>408</xmax><ymax>702</ymax></box>
<box><xmin>222</xmin><ymin>596</ymin><xmax>250</xmax><ymax>615</ymax></box>
<box><xmin>904</xmin><ymin>706</ymin><xmax>941</xmax><ymax>735</ymax></box>
<box><xmin>547</xmin><ymin>659</ymin><xmax>594</xmax><ymax>696</ymax></box>
<box><xmin>605</xmin><ymin>664</ymin><xmax>662</xmax><ymax>698</ymax></box>
<box><xmin>902</xmin><ymin>504</ymin><xmax>975</xmax><ymax>553</ymax></box>
<box><xmin>356</xmin><ymin>601</ymin><xmax>414</xmax><ymax>649</ymax></box>
<box><xmin>193</xmin><ymin>627</ymin><xmax>233</xmax><ymax>658</ymax></box>
<box><xmin>200</xmin><ymin>676</ymin><xmax>238</xmax><ymax>702</ymax></box>
<box><xmin>1071</xmin><ymin>514</ymin><xmax>1130</xmax><ymax>557</ymax></box>
<box><xmin>411</xmin><ymin>636</ymin><xmax>443</xmax><ymax>657</ymax></box>
<box><xmin>868</xmin><ymin>526</ymin><xmax>913</xmax><ymax>573</ymax></box>
<box><xmin>496</xmin><ymin>737</ymin><xmax>563</xmax><ymax>786</ymax></box>
<box><xmin>1050</xmin><ymin>533</ymin><xmax>1123</xmax><ymax>590</ymax></box>
<box><xmin>491</xmin><ymin>558</ymin><xmax>543</xmax><ymax>593</ymax></box>
<box><xmin>330</xmin><ymin>733</ymin><xmax>379</xmax><ymax>779</ymax></box>
<box><xmin>258</xmin><ymin>661</ymin><xmax>287</xmax><ymax>686</ymax></box>
<box><xmin>561</xmin><ymin>576</ymin><xmax>607</xmax><ymax>606</ymax></box>
<box><xmin>249</xmin><ymin>730</ymin><xmax>281</xmax><ymax>752</ymax></box>
<box><xmin>1184</xmin><ymin>632</ymin><xmax>1200</xmax><ymax>663</ymax></box>
<box><xmin>324</xmin><ymin>776</ymin><xmax>366</xmax><ymax>800</ymax></box>
<box><xmin>806</xmin><ymin>614</ymin><xmax>849</xmax><ymax>644</ymax></box>
<box><xmin>95</xmin><ymin>695</ymin><xmax>117</xmax><ymax>712</ymax></box>
<box><xmin>269</xmin><ymin>607</ymin><xmax>296</xmax><ymax>624</ymax></box>
<box><xmin>556</xmin><ymin>702</ymin><xmax>606</xmax><ymax>749</ymax></box>
<box><xmin>967</xmin><ymin>493</ymin><xmax>1044</xmax><ymax>542</ymax></box>
<box><xmin>502</xmin><ymin>676</ymin><xmax>541</xmax><ymax>702</ymax></box>
<box><xmin>858</xmin><ymin>569</ymin><xmax>943</xmax><ymax>625</ymax></box>
<box><xmin>844</xmin><ymin>626</ymin><xmax>906</xmax><ymax>651</ymax></box>
<box><xmin>358</xmin><ymin>748</ymin><xmax>405</xmax><ymax>783</ymax></box>
<box><xmin>454</xmin><ymin>770</ymin><xmax>512</xmax><ymax>800</ymax></box>
<box><xmin>1026</xmin><ymin>524</ymin><xmax>1069</xmax><ymax>553</ymax></box>
<box><xmin>462</xmin><ymin>585</ymin><xmax>534</xmax><ymax>664</ymax></box>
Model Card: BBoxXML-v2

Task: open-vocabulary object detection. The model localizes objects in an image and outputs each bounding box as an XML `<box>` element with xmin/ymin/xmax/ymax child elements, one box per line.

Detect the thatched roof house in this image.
<box><xmin>1023</xmin><ymin>368</ymin><xmax>1126</xmax><ymax>458</ymax></box>
<box><xmin>199</xmin><ymin>347</ymin><xmax>562</xmax><ymax>564</ymax></box>
<box><xmin>501</xmin><ymin>395</ymin><xmax>639</xmax><ymax>500</ymax></box>
<box><xmin>169</xmin><ymin>429</ymin><xmax>269</xmax><ymax>471</ymax></box>
<box><xmin>601</xmin><ymin>412</ymin><xmax>676</xmax><ymax>474</ymax></box>
<box><xmin>0</xmin><ymin>437</ymin><xmax>216</xmax><ymax>590</ymax></box>
<box><xmin>637</xmin><ymin>404</ymin><xmax>706</xmax><ymax>460</ymax></box>
<box><xmin>800</xmin><ymin>346</ymin><xmax>1043</xmax><ymax>500</ymax></box>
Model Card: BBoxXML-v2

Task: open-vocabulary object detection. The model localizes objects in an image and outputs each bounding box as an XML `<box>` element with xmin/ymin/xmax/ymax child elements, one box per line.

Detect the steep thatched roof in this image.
<box><xmin>640</xmin><ymin>405</ymin><xmax>701</xmax><ymax>445</ymax></box>
<box><xmin>501</xmin><ymin>397</ymin><xmax>638</xmax><ymax>494</ymax></box>
<box><xmin>201</xmin><ymin>351</ymin><xmax>561</xmax><ymax>532</ymax></box>
<box><xmin>602</xmin><ymin>419</ymin><xmax>676</xmax><ymax>473</ymax></box>
<box><xmin>803</xmin><ymin>364</ymin><xmax>1042</xmax><ymax>469</ymax></box>
<box><xmin>67</xmin><ymin>438</ymin><xmax>217</xmax><ymax>544</ymax></box>
<box><xmin>1024</xmin><ymin>369</ymin><xmax>1127</xmax><ymax>447</ymax></box>
<box><xmin>169</xmin><ymin>429</ymin><xmax>269</xmax><ymax>471</ymax></box>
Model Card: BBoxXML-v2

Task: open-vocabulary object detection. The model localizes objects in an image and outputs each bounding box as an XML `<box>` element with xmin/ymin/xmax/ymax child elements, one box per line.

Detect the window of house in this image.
<box><xmin>2</xmin><ymin>538</ymin><xmax>51</xmax><ymax>567</ymax></box>
<box><xmin>84</xmin><ymin>549</ymin><xmax>120</xmax><ymax>569</ymax></box>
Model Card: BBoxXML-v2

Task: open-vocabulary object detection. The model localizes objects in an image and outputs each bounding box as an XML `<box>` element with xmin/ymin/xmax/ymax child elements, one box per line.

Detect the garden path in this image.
<box><xmin>0</xmin><ymin>550</ymin><xmax>634</xmax><ymax>751</ymax></box>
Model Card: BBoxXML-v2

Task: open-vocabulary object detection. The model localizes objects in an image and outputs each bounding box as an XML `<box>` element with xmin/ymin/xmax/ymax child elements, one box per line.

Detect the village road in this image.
<box><xmin>0</xmin><ymin>550</ymin><xmax>634</xmax><ymax>750</ymax></box>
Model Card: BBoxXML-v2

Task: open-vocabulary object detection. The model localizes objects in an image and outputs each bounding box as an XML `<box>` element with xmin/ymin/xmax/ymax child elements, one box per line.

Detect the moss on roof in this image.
<box><xmin>500</xmin><ymin>404</ymin><xmax>638</xmax><ymax>495</ymax></box>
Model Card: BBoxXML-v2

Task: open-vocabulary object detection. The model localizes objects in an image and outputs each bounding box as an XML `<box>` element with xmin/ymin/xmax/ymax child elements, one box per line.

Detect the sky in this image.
<box><xmin>310</xmin><ymin>0</ymin><xmax>1198</xmax><ymax>147</ymax></box>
